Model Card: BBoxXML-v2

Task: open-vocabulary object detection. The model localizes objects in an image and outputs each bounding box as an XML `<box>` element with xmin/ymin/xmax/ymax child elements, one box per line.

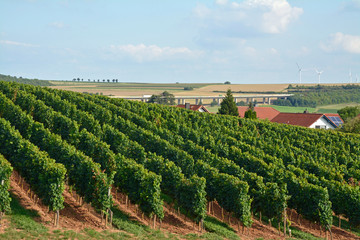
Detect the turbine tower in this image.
<box><xmin>315</xmin><ymin>68</ymin><xmax>324</xmax><ymax>84</ymax></box>
<box><xmin>349</xmin><ymin>69</ymin><xmax>353</xmax><ymax>83</ymax></box>
<box><xmin>296</xmin><ymin>63</ymin><xmax>305</xmax><ymax>84</ymax></box>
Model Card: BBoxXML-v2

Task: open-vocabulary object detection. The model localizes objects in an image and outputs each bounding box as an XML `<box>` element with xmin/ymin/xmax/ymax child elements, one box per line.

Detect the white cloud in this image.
<box><xmin>253</xmin><ymin>0</ymin><xmax>303</xmax><ymax>33</ymax></box>
<box><xmin>269</xmin><ymin>48</ymin><xmax>278</xmax><ymax>54</ymax></box>
<box><xmin>216</xmin><ymin>0</ymin><xmax>228</xmax><ymax>6</ymax></box>
<box><xmin>108</xmin><ymin>44</ymin><xmax>201</xmax><ymax>62</ymax></box>
<box><xmin>193</xmin><ymin>4</ymin><xmax>211</xmax><ymax>18</ymax></box>
<box><xmin>49</xmin><ymin>22</ymin><xmax>65</xmax><ymax>29</ymax></box>
<box><xmin>194</xmin><ymin>0</ymin><xmax>303</xmax><ymax>37</ymax></box>
<box><xmin>244</xmin><ymin>46</ymin><xmax>257</xmax><ymax>57</ymax></box>
<box><xmin>321</xmin><ymin>32</ymin><xmax>360</xmax><ymax>54</ymax></box>
<box><xmin>0</xmin><ymin>40</ymin><xmax>38</xmax><ymax>47</ymax></box>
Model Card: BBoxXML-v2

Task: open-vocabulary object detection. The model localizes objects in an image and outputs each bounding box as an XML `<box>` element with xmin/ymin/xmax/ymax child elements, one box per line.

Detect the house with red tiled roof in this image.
<box><xmin>271</xmin><ymin>112</ymin><xmax>343</xmax><ymax>129</ymax></box>
<box><xmin>176</xmin><ymin>103</ymin><xmax>210</xmax><ymax>113</ymax></box>
<box><xmin>238</xmin><ymin>107</ymin><xmax>279</xmax><ymax>120</ymax></box>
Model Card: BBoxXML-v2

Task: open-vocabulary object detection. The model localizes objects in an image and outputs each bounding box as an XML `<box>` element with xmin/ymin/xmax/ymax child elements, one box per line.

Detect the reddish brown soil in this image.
<box><xmin>9</xmin><ymin>171</ymin><xmax>107</xmax><ymax>231</ymax></box>
<box><xmin>112</xmin><ymin>189</ymin><xmax>197</xmax><ymax>235</ymax></box>
<box><xmin>5</xmin><ymin>172</ymin><xmax>360</xmax><ymax>239</ymax></box>
<box><xmin>208</xmin><ymin>201</ymin><xmax>360</xmax><ymax>240</ymax></box>
<box><xmin>208</xmin><ymin>201</ymin><xmax>283</xmax><ymax>240</ymax></box>
<box><xmin>0</xmin><ymin>218</ymin><xmax>9</xmax><ymax>234</ymax></box>
<box><xmin>287</xmin><ymin>209</ymin><xmax>360</xmax><ymax>240</ymax></box>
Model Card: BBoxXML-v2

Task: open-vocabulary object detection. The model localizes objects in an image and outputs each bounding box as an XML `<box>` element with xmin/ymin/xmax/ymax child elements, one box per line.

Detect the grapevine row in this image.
<box><xmin>0</xmin><ymin>91</ymin><xmax>111</xmax><ymax>213</ymax></box>
<box><xmin>0</xmin><ymin>117</ymin><xmax>66</xmax><ymax>212</ymax></box>
<box><xmin>0</xmin><ymin>82</ymin><xmax>203</xmax><ymax>221</ymax></box>
<box><xmin>0</xmin><ymin>154</ymin><xmax>13</xmax><ymax>217</ymax></box>
<box><xmin>85</xmin><ymin>94</ymin><xmax>334</xmax><ymax>229</ymax></box>
<box><xmin>39</xmin><ymin>86</ymin><xmax>253</xmax><ymax>226</ymax></box>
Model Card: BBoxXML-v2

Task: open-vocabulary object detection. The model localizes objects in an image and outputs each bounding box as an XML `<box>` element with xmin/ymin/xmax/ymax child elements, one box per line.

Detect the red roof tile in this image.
<box><xmin>271</xmin><ymin>113</ymin><xmax>323</xmax><ymax>127</ymax></box>
<box><xmin>237</xmin><ymin>107</ymin><xmax>280</xmax><ymax>120</ymax></box>
<box><xmin>176</xmin><ymin>104</ymin><xmax>210</xmax><ymax>113</ymax></box>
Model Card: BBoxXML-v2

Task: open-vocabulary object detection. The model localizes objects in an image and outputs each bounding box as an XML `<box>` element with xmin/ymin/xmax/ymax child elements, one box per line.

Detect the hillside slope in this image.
<box><xmin>1</xmin><ymin>80</ymin><xmax>360</xmax><ymax>239</ymax></box>
<box><xmin>0</xmin><ymin>74</ymin><xmax>53</xmax><ymax>86</ymax></box>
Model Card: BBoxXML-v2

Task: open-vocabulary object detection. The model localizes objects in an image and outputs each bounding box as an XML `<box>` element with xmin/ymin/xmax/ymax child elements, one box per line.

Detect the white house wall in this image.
<box><xmin>309</xmin><ymin>117</ymin><xmax>335</xmax><ymax>129</ymax></box>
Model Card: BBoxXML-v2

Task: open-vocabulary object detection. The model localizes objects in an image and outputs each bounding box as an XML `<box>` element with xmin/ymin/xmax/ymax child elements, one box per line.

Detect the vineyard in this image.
<box><xmin>1</xmin><ymin>80</ymin><xmax>360</xmax><ymax>239</ymax></box>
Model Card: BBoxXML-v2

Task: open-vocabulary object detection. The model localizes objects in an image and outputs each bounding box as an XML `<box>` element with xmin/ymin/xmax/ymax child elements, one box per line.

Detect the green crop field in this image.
<box><xmin>260</xmin><ymin>103</ymin><xmax>360</xmax><ymax>114</ymax></box>
<box><xmin>259</xmin><ymin>105</ymin><xmax>317</xmax><ymax>113</ymax></box>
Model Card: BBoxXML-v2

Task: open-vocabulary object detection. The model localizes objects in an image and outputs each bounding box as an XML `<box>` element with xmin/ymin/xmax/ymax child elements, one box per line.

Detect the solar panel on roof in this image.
<box><xmin>328</xmin><ymin>116</ymin><xmax>343</xmax><ymax>126</ymax></box>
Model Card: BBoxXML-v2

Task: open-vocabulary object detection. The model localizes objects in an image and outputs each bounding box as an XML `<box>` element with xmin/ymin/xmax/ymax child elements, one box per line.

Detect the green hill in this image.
<box><xmin>0</xmin><ymin>74</ymin><xmax>53</xmax><ymax>86</ymax></box>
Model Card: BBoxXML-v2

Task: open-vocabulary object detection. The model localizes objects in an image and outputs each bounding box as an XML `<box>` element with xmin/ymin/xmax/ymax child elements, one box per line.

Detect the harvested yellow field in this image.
<box><xmin>49</xmin><ymin>82</ymin><xmax>357</xmax><ymax>97</ymax></box>
<box><xmin>49</xmin><ymin>85</ymin><xmax>169</xmax><ymax>97</ymax></box>
<box><xmin>175</xmin><ymin>84</ymin><xmax>290</xmax><ymax>96</ymax></box>
<box><xmin>49</xmin><ymin>83</ymin><xmax>290</xmax><ymax>97</ymax></box>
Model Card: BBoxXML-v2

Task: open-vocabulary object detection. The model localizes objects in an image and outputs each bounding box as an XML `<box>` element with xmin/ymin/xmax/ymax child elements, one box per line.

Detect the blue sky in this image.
<box><xmin>1</xmin><ymin>0</ymin><xmax>360</xmax><ymax>83</ymax></box>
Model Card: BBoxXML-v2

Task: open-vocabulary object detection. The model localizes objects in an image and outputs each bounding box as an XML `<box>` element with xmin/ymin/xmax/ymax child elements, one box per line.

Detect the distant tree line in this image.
<box><xmin>73</xmin><ymin>78</ymin><xmax>119</xmax><ymax>83</ymax></box>
<box><xmin>273</xmin><ymin>84</ymin><xmax>360</xmax><ymax>108</ymax></box>
<box><xmin>0</xmin><ymin>74</ymin><xmax>53</xmax><ymax>86</ymax></box>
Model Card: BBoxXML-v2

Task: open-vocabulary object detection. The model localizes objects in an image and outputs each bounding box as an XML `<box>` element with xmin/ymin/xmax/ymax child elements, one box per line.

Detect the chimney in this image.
<box><xmin>185</xmin><ymin>103</ymin><xmax>190</xmax><ymax>109</ymax></box>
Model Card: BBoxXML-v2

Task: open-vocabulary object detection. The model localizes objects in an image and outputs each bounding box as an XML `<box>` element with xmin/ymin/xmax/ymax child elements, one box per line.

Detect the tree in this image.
<box><xmin>218</xmin><ymin>89</ymin><xmax>238</xmax><ymax>116</ymax></box>
<box><xmin>236</xmin><ymin>100</ymin><xmax>247</xmax><ymax>106</ymax></box>
<box><xmin>147</xmin><ymin>91</ymin><xmax>175</xmax><ymax>105</ymax></box>
<box><xmin>341</xmin><ymin>117</ymin><xmax>360</xmax><ymax>134</ymax></box>
<box><xmin>338</xmin><ymin>106</ymin><xmax>360</xmax><ymax>122</ymax></box>
<box><xmin>244</xmin><ymin>102</ymin><xmax>257</xmax><ymax>119</ymax></box>
<box><xmin>210</xmin><ymin>99</ymin><xmax>218</xmax><ymax>107</ymax></box>
<box><xmin>224</xmin><ymin>81</ymin><xmax>231</xmax><ymax>85</ymax></box>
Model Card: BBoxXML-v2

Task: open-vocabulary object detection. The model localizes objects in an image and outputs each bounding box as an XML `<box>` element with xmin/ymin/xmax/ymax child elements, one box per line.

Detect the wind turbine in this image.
<box><xmin>349</xmin><ymin>69</ymin><xmax>353</xmax><ymax>83</ymax></box>
<box><xmin>356</xmin><ymin>74</ymin><xmax>359</xmax><ymax>83</ymax></box>
<box><xmin>315</xmin><ymin>68</ymin><xmax>324</xmax><ymax>84</ymax></box>
<box><xmin>296</xmin><ymin>63</ymin><xmax>306</xmax><ymax>84</ymax></box>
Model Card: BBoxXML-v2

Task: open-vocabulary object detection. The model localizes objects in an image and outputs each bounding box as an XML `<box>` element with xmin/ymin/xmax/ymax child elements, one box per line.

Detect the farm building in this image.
<box><xmin>176</xmin><ymin>103</ymin><xmax>210</xmax><ymax>113</ymax></box>
<box><xmin>237</xmin><ymin>106</ymin><xmax>343</xmax><ymax>129</ymax></box>
<box><xmin>271</xmin><ymin>113</ymin><xmax>344</xmax><ymax>129</ymax></box>
<box><xmin>237</xmin><ymin>106</ymin><xmax>280</xmax><ymax>120</ymax></box>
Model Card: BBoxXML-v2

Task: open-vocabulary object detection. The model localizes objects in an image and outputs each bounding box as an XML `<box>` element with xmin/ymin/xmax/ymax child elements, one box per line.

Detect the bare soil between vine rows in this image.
<box><xmin>4</xmin><ymin>171</ymin><xmax>360</xmax><ymax>239</ymax></box>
